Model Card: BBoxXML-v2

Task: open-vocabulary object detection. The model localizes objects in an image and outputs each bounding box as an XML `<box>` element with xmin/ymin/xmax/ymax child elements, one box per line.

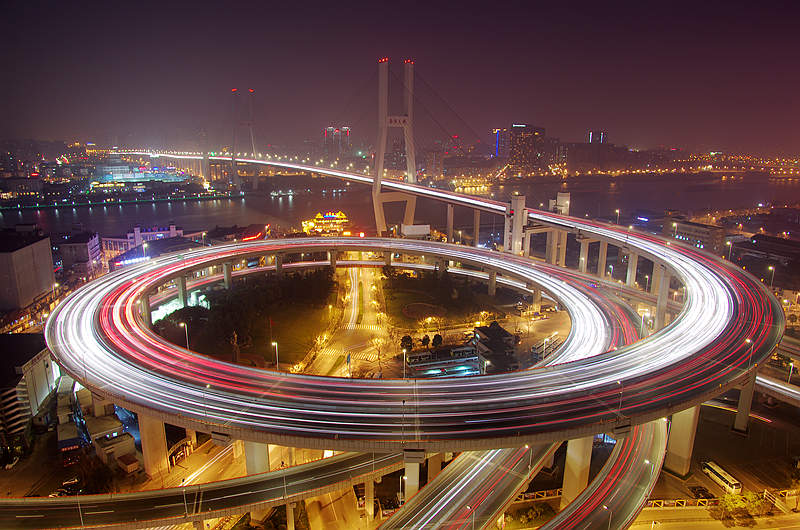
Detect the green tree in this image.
<box><xmin>401</xmin><ymin>335</ymin><xmax>413</xmax><ymax>352</ymax></box>
<box><xmin>432</xmin><ymin>334</ymin><xmax>443</xmax><ymax>348</ymax></box>
<box><xmin>421</xmin><ymin>335</ymin><xmax>430</xmax><ymax>349</ymax></box>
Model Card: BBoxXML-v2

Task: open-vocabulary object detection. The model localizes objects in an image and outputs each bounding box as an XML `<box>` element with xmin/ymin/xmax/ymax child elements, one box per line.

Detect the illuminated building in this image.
<box><xmin>508</xmin><ymin>124</ymin><xmax>546</xmax><ymax>175</ymax></box>
<box><xmin>323</xmin><ymin>126</ymin><xmax>352</xmax><ymax>158</ymax></box>
<box><xmin>301</xmin><ymin>211</ymin><xmax>351</xmax><ymax>235</ymax></box>
<box><xmin>588</xmin><ymin>130</ymin><xmax>608</xmax><ymax>144</ymax></box>
<box><xmin>491</xmin><ymin>128</ymin><xmax>510</xmax><ymax>159</ymax></box>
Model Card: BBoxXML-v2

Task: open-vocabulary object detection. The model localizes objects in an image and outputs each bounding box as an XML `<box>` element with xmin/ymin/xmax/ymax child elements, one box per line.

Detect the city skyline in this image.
<box><xmin>1</xmin><ymin>1</ymin><xmax>799</xmax><ymax>155</ymax></box>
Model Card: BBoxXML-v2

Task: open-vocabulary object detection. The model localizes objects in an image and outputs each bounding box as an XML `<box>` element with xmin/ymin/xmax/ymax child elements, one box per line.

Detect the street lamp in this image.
<box><xmin>402</xmin><ymin>348</ymin><xmax>407</xmax><ymax>379</ymax></box>
<box><xmin>615</xmin><ymin>209</ymin><xmax>620</xmax><ymax>224</ymax></box>
<box><xmin>726</xmin><ymin>240</ymin><xmax>733</xmax><ymax>260</ymax></box>
<box><xmin>52</xmin><ymin>282</ymin><xmax>59</xmax><ymax>299</ymax></box>
<box><xmin>745</xmin><ymin>338</ymin><xmax>753</xmax><ymax>371</ymax></box>
<box><xmin>608</xmin><ymin>264</ymin><xmax>614</xmax><ymax>279</ymax></box>
<box><xmin>272</xmin><ymin>341</ymin><xmax>279</xmax><ymax>371</ymax></box>
<box><xmin>465</xmin><ymin>504</ymin><xmax>476</xmax><ymax>530</ymax></box>
<box><xmin>644</xmin><ymin>274</ymin><xmax>650</xmax><ymax>292</ymax></box>
<box><xmin>525</xmin><ymin>443</ymin><xmax>533</xmax><ymax>469</ymax></box>
<box><xmin>400</xmin><ymin>475</ymin><xmax>407</xmax><ymax>503</ymax></box>
<box><xmin>672</xmin><ymin>222</ymin><xmax>678</xmax><ymax>237</ymax></box>
<box><xmin>143</xmin><ymin>242</ymin><xmax>149</xmax><ymax>258</ymax></box>
<box><xmin>603</xmin><ymin>504</ymin><xmax>613</xmax><ymax>530</ymax></box>
<box><xmin>789</xmin><ymin>362</ymin><xmax>794</xmax><ymax>384</ymax></box>
<box><xmin>617</xmin><ymin>381</ymin><xmax>623</xmax><ymax>412</ymax></box>
<box><xmin>179</xmin><ymin>322</ymin><xmax>189</xmax><ymax>349</ymax></box>
<box><xmin>768</xmin><ymin>265</ymin><xmax>775</xmax><ymax>288</ymax></box>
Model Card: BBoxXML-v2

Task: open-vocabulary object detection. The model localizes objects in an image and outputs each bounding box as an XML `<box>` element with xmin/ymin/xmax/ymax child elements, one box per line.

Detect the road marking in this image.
<box><xmin>15</xmin><ymin>515</ymin><xmax>45</xmax><ymax>518</ymax></box>
<box><xmin>86</xmin><ymin>510</ymin><xmax>114</xmax><ymax>515</ymax></box>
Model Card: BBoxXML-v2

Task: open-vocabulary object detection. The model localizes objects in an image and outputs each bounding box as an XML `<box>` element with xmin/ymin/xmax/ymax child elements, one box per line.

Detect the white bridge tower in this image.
<box><xmin>373</xmin><ymin>58</ymin><xmax>418</xmax><ymax>235</ymax></box>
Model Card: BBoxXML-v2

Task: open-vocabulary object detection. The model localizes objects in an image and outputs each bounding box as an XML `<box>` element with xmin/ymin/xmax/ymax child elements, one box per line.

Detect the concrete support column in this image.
<box><xmin>503</xmin><ymin>215</ymin><xmax>511</xmax><ymax>252</ymax></box>
<box><xmin>650</xmin><ymin>261</ymin><xmax>663</xmax><ymax>295</ymax></box>
<box><xmin>244</xmin><ymin>441</ymin><xmax>269</xmax><ymax>475</ymax></box>
<box><xmin>532</xmin><ymin>289</ymin><xmax>542</xmax><ymax>312</ymax></box>
<box><xmin>664</xmin><ymin>406</ymin><xmax>700</xmax><ymax>478</ymax></box>
<box><xmin>626</xmin><ymin>252</ymin><xmax>639</xmax><ymax>287</ymax></box>
<box><xmin>561</xmin><ymin>436</ymin><xmax>593</xmax><ymax>509</ymax></box>
<box><xmin>473</xmin><ymin>209</ymin><xmax>481</xmax><ymax>247</ymax></box>
<box><xmin>597</xmin><ymin>241</ymin><xmax>608</xmax><ymax>277</ymax></box>
<box><xmin>186</xmin><ymin>428</ymin><xmax>197</xmax><ymax>448</ymax></box>
<box><xmin>733</xmin><ymin>373</ymin><xmax>756</xmax><ymax>434</ymax></box>
<box><xmin>177</xmin><ymin>276</ymin><xmax>187</xmax><ymax>307</ymax></box>
<box><xmin>139</xmin><ymin>414</ymin><xmax>168</xmax><ymax>478</ymax></box>
<box><xmin>384</xmin><ymin>251</ymin><xmax>392</xmax><ymax>266</ymax></box>
<box><xmin>437</xmin><ymin>260</ymin><xmax>447</xmax><ymax>278</ymax></box>
<box><xmin>141</xmin><ymin>293</ymin><xmax>152</xmax><ymax>327</ymax></box>
<box><xmin>545</xmin><ymin>230</ymin><xmax>557</xmax><ymax>264</ymax></box>
<box><xmin>446</xmin><ymin>203</ymin><xmax>454</xmax><ymax>243</ymax></box>
<box><xmin>404</xmin><ymin>462</ymin><xmax>420</xmax><ymax>500</ymax></box>
<box><xmin>286</xmin><ymin>502</ymin><xmax>295</xmax><ymax>530</ymax></box>
<box><xmin>523</xmin><ymin>232</ymin><xmax>533</xmax><ymax>257</ymax></box>
<box><xmin>579</xmin><ymin>241</ymin><xmax>589</xmax><ymax>273</ymax></box>
<box><xmin>510</xmin><ymin>195</ymin><xmax>526</xmax><ymax>255</ymax></box>
<box><xmin>557</xmin><ymin>230</ymin><xmax>567</xmax><ymax>267</ymax></box>
<box><xmin>488</xmin><ymin>270</ymin><xmax>497</xmax><ymax>296</ymax></box>
<box><xmin>402</xmin><ymin>195</ymin><xmax>416</xmax><ymax>226</ymax></box>
<box><xmin>223</xmin><ymin>262</ymin><xmax>232</xmax><ymax>290</ymax></box>
<box><xmin>655</xmin><ymin>265</ymin><xmax>670</xmax><ymax>330</ymax></box>
<box><xmin>275</xmin><ymin>254</ymin><xmax>283</xmax><ymax>279</ymax></box>
<box><xmin>329</xmin><ymin>250</ymin><xmax>337</xmax><ymax>270</ymax></box>
<box><xmin>365</xmin><ymin>480</ymin><xmax>375</xmax><ymax>520</ymax></box>
<box><xmin>427</xmin><ymin>453</ymin><xmax>443</xmax><ymax>482</ymax></box>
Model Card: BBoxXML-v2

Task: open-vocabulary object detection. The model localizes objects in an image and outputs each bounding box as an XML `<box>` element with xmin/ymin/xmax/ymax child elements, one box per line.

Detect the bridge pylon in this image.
<box><xmin>373</xmin><ymin>58</ymin><xmax>418</xmax><ymax>235</ymax></box>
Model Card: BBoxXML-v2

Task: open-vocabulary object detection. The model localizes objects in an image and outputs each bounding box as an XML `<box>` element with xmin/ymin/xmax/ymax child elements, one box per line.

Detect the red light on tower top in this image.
<box><xmin>231</xmin><ymin>88</ymin><xmax>238</xmax><ymax>93</ymax></box>
<box><xmin>249</xmin><ymin>88</ymin><xmax>255</xmax><ymax>93</ymax></box>
<box><xmin>404</xmin><ymin>59</ymin><xmax>415</xmax><ymax>64</ymax></box>
<box><xmin>378</xmin><ymin>57</ymin><xmax>389</xmax><ymax>63</ymax></box>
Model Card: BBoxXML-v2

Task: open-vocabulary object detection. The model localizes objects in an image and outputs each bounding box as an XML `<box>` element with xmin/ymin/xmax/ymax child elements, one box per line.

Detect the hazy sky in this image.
<box><xmin>1</xmin><ymin>1</ymin><xmax>798</xmax><ymax>155</ymax></box>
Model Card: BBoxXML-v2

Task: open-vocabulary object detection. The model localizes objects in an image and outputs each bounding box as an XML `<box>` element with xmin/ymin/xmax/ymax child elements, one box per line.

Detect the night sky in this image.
<box><xmin>1</xmin><ymin>1</ymin><xmax>798</xmax><ymax>155</ymax></box>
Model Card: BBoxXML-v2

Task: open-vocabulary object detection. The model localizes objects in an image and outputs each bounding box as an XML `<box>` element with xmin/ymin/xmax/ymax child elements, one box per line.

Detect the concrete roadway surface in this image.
<box><xmin>0</xmin><ymin>452</ymin><xmax>401</xmax><ymax>530</ymax></box>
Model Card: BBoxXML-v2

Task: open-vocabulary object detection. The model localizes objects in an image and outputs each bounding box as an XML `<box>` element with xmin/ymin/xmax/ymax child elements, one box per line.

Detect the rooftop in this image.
<box><xmin>0</xmin><ymin>229</ymin><xmax>48</xmax><ymax>253</ymax></box>
<box><xmin>0</xmin><ymin>333</ymin><xmax>46</xmax><ymax>388</ymax></box>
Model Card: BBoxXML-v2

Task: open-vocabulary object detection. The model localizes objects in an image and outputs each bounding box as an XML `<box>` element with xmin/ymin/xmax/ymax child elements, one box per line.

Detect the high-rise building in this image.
<box><xmin>491</xmin><ymin>128</ymin><xmax>510</xmax><ymax>159</ymax></box>
<box><xmin>323</xmin><ymin>126</ymin><xmax>352</xmax><ymax>158</ymax></box>
<box><xmin>588</xmin><ymin>130</ymin><xmax>608</xmax><ymax>144</ymax></box>
<box><xmin>508</xmin><ymin>124</ymin><xmax>546</xmax><ymax>175</ymax></box>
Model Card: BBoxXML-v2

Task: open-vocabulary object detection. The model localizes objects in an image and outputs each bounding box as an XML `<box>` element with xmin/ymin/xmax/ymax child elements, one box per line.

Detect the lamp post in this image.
<box><xmin>203</xmin><ymin>383</ymin><xmax>211</xmax><ymax>419</ymax></box>
<box><xmin>789</xmin><ymin>362</ymin><xmax>794</xmax><ymax>384</ymax></box>
<box><xmin>608</xmin><ymin>264</ymin><xmax>613</xmax><ymax>279</ymax></box>
<box><xmin>615</xmin><ymin>209</ymin><xmax>620</xmax><ymax>224</ymax></box>
<box><xmin>143</xmin><ymin>242</ymin><xmax>148</xmax><ymax>258</ymax></box>
<box><xmin>465</xmin><ymin>504</ymin><xmax>476</xmax><ymax>530</ymax></box>
<box><xmin>272</xmin><ymin>341</ymin><xmax>279</xmax><ymax>371</ymax></box>
<box><xmin>400</xmin><ymin>475</ymin><xmax>407</xmax><ymax>503</ymax></box>
<box><xmin>672</xmin><ymin>222</ymin><xmax>678</xmax><ymax>238</ymax></box>
<box><xmin>52</xmin><ymin>282</ymin><xmax>59</xmax><ymax>300</ymax></box>
<box><xmin>525</xmin><ymin>444</ymin><xmax>533</xmax><ymax>469</ymax></box>
<box><xmin>603</xmin><ymin>504</ymin><xmax>613</xmax><ymax>530</ymax></box>
<box><xmin>617</xmin><ymin>380</ymin><xmax>623</xmax><ymax>412</ymax></box>
<box><xmin>179</xmin><ymin>322</ymin><xmax>189</xmax><ymax>349</ymax></box>
<box><xmin>745</xmin><ymin>338</ymin><xmax>753</xmax><ymax>371</ymax></box>
<box><xmin>644</xmin><ymin>274</ymin><xmax>650</xmax><ymax>292</ymax></box>
<box><xmin>769</xmin><ymin>265</ymin><xmax>775</xmax><ymax>288</ymax></box>
<box><xmin>726</xmin><ymin>240</ymin><xmax>733</xmax><ymax>260</ymax></box>
<box><xmin>402</xmin><ymin>348</ymin><xmax>407</xmax><ymax>379</ymax></box>
<box><xmin>181</xmin><ymin>478</ymin><xmax>188</xmax><ymax>515</ymax></box>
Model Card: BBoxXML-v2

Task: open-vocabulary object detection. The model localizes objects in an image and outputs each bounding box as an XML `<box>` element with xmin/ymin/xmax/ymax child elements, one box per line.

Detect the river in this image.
<box><xmin>2</xmin><ymin>173</ymin><xmax>799</xmax><ymax>236</ymax></box>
